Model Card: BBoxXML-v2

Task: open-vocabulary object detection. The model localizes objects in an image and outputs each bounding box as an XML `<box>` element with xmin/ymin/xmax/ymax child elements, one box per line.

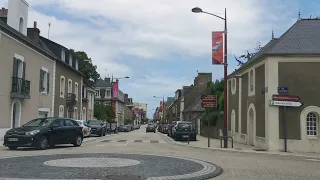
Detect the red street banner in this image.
<box><xmin>112</xmin><ymin>83</ymin><xmax>118</xmax><ymax>98</ymax></box>
<box><xmin>212</xmin><ymin>31</ymin><xmax>224</xmax><ymax>65</ymax></box>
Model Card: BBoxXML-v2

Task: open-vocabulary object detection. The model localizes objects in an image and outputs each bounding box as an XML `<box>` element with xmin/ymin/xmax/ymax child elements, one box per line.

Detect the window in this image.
<box><xmin>231</xmin><ymin>78</ymin><xmax>236</xmax><ymax>95</ymax></box>
<box><xmin>75</xmin><ymin>82</ymin><xmax>79</xmax><ymax>101</ymax></box>
<box><xmin>52</xmin><ymin>119</ymin><xmax>64</xmax><ymax>127</ymax></box>
<box><xmin>69</xmin><ymin>54</ymin><xmax>72</xmax><ymax>66</ymax></box>
<box><xmin>39</xmin><ymin>67</ymin><xmax>49</xmax><ymax>94</ymax></box>
<box><xmin>60</xmin><ymin>76</ymin><xmax>65</xmax><ymax>98</ymax></box>
<box><xmin>248</xmin><ymin>69</ymin><xmax>255</xmax><ymax>96</ymax></box>
<box><xmin>88</xmin><ymin>93</ymin><xmax>92</xmax><ymax>110</ymax></box>
<box><xmin>306</xmin><ymin>112</ymin><xmax>318</xmax><ymax>136</ymax></box>
<box><xmin>105</xmin><ymin>89</ymin><xmax>111</xmax><ymax>98</ymax></box>
<box><xmin>68</xmin><ymin>79</ymin><xmax>72</xmax><ymax>93</ymax></box>
<box><xmin>19</xmin><ymin>17</ymin><xmax>23</xmax><ymax>33</ymax></box>
<box><xmin>249</xmin><ymin>70</ymin><xmax>254</xmax><ymax>92</ymax></box>
<box><xmin>95</xmin><ymin>89</ymin><xmax>100</xmax><ymax>97</ymax></box>
<box><xmin>73</xmin><ymin>107</ymin><xmax>78</xmax><ymax>119</ymax></box>
<box><xmin>75</xmin><ymin>59</ymin><xmax>78</xmax><ymax>70</ymax></box>
<box><xmin>65</xmin><ymin>119</ymin><xmax>75</xmax><ymax>126</ymax></box>
<box><xmin>59</xmin><ymin>105</ymin><xmax>64</xmax><ymax>117</ymax></box>
<box><xmin>82</xmin><ymin>86</ymin><xmax>87</xmax><ymax>99</ymax></box>
<box><xmin>61</xmin><ymin>49</ymin><xmax>65</xmax><ymax>61</ymax></box>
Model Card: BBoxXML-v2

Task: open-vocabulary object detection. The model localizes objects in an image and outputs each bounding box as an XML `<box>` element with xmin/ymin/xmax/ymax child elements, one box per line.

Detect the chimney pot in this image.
<box><xmin>34</xmin><ymin>21</ymin><xmax>37</xmax><ymax>28</ymax></box>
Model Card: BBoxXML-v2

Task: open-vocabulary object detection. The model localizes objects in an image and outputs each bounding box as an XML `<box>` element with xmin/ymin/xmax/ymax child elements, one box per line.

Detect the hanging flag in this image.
<box><xmin>212</xmin><ymin>31</ymin><xmax>224</xmax><ymax>65</ymax></box>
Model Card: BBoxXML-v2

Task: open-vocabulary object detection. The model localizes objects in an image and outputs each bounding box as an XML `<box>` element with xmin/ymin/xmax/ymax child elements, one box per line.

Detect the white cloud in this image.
<box><xmin>0</xmin><ymin>0</ymin><xmax>300</xmax><ymax>118</ymax></box>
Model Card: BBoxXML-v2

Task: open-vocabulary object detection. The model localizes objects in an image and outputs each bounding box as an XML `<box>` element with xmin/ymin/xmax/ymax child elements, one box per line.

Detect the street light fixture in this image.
<box><xmin>191</xmin><ymin>7</ymin><xmax>228</xmax><ymax>148</ymax></box>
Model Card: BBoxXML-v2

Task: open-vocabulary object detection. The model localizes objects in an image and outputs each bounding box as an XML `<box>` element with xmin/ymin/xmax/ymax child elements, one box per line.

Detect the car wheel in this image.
<box><xmin>73</xmin><ymin>135</ymin><xmax>82</xmax><ymax>147</ymax></box>
<box><xmin>8</xmin><ymin>146</ymin><xmax>18</xmax><ymax>150</ymax></box>
<box><xmin>37</xmin><ymin>137</ymin><xmax>48</xmax><ymax>150</ymax></box>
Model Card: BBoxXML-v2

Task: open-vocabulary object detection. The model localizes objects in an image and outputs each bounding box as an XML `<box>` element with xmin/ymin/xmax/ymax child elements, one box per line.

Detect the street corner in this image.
<box><xmin>0</xmin><ymin>153</ymin><xmax>222</xmax><ymax>180</ymax></box>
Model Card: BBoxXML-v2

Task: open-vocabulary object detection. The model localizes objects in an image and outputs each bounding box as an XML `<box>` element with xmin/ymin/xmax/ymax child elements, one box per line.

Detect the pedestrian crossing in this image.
<box><xmin>100</xmin><ymin>139</ymin><xmax>166</xmax><ymax>143</ymax></box>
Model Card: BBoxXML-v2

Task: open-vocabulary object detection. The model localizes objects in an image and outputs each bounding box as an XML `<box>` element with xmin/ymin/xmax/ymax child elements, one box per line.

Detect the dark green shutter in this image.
<box><xmin>12</xmin><ymin>57</ymin><xmax>18</xmax><ymax>77</ymax></box>
<box><xmin>22</xmin><ymin>61</ymin><xmax>26</xmax><ymax>79</ymax></box>
<box><xmin>47</xmin><ymin>72</ymin><xmax>50</xmax><ymax>94</ymax></box>
<box><xmin>39</xmin><ymin>70</ymin><xmax>44</xmax><ymax>92</ymax></box>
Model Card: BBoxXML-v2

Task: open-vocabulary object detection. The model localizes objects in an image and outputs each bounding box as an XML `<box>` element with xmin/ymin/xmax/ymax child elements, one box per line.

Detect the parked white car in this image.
<box><xmin>76</xmin><ymin>120</ymin><xmax>91</xmax><ymax>137</ymax></box>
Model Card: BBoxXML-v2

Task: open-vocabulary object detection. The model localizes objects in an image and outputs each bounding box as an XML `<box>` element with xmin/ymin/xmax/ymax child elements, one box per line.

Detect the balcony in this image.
<box><xmin>67</xmin><ymin>93</ymin><xmax>76</xmax><ymax>106</ymax></box>
<box><xmin>11</xmin><ymin>77</ymin><xmax>30</xmax><ymax>99</ymax></box>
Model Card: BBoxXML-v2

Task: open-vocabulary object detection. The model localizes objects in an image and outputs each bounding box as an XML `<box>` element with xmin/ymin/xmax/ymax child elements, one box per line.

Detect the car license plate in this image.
<box><xmin>8</xmin><ymin>138</ymin><xmax>18</xmax><ymax>141</ymax></box>
<box><xmin>183</xmin><ymin>135</ymin><xmax>189</xmax><ymax>138</ymax></box>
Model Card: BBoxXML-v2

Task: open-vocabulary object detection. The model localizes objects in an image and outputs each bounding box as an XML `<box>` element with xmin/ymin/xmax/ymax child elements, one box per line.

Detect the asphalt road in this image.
<box><xmin>0</xmin><ymin>125</ymin><xmax>320</xmax><ymax>179</ymax></box>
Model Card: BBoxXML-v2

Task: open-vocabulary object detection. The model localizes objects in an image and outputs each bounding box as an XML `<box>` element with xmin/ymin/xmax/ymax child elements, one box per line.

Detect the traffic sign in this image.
<box><xmin>272</xmin><ymin>95</ymin><xmax>299</xmax><ymax>102</ymax></box>
<box><xmin>201</xmin><ymin>94</ymin><xmax>217</xmax><ymax>108</ymax></box>
<box><xmin>269</xmin><ymin>100</ymin><xmax>303</xmax><ymax>107</ymax></box>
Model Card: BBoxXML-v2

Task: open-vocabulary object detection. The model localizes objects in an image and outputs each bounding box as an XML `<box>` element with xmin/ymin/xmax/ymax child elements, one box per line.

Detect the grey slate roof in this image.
<box><xmin>183</xmin><ymin>96</ymin><xmax>204</xmax><ymax>112</ymax></box>
<box><xmin>230</xmin><ymin>19</ymin><xmax>320</xmax><ymax>77</ymax></box>
<box><xmin>95</xmin><ymin>79</ymin><xmax>111</xmax><ymax>88</ymax></box>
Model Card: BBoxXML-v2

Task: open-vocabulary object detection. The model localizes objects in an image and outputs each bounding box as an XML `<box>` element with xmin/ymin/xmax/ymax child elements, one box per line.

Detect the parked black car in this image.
<box><xmin>106</xmin><ymin>123</ymin><xmax>118</xmax><ymax>134</ymax></box>
<box><xmin>146</xmin><ymin>124</ymin><xmax>156</xmax><ymax>133</ymax></box>
<box><xmin>173</xmin><ymin>122</ymin><xmax>196</xmax><ymax>141</ymax></box>
<box><xmin>88</xmin><ymin>120</ymin><xmax>106</xmax><ymax>136</ymax></box>
<box><xmin>3</xmin><ymin>118</ymin><xmax>83</xmax><ymax>150</ymax></box>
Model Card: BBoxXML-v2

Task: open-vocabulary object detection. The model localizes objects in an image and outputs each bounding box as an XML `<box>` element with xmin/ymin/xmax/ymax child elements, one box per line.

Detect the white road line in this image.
<box><xmin>305</xmin><ymin>158</ymin><xmax>320</xmax><ymax>162</ymax></box>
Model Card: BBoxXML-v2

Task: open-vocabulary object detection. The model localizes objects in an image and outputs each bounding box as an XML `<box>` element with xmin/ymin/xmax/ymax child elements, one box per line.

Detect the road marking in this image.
<box><xmin>305</xmin><ymin>158</ymin><xmax>320</xmax><ymax>162</ymax></box>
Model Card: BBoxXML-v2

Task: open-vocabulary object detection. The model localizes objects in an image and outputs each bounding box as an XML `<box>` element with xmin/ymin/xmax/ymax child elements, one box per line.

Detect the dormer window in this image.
<box><xmin>19</xmin><ymin>17</ymin><xmax>24</xmax><ymax>33</ymax></box>
<box><xmin>69</xmin><ymin>54</ymin><xmax>72</xmax><ymax>66</ymax></box>
<box><xmin>75</xmin><ymin>59</ymin><xmax>78</xmax><ymax>70</ymax></box>
<box><xmin>61</xmin><ymin>49</ymin><xmax>65</xmax><ymax>61</ymax></box>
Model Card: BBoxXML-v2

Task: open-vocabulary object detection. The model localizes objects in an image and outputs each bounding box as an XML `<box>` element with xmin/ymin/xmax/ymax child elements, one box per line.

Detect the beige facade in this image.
<box><xmin>81</xmin><ymin>84</ymin><xmax>95</xmax><ymax>120</ymax></box>
<box><xmin>0</xmin><ymin>30</ymin><xmax>54</xmax><ymax>139</ymax></box>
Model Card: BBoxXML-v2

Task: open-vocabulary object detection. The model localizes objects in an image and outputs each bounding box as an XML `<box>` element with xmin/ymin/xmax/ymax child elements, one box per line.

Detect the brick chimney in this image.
<box><xmin>0</xmin><ymin>7</ymin><xmax>8</xmax><ymax>23</ymax></box>
<box><xmin>27</xmin><ymin>21</ymin><xmax>40</xmax><ymax>44</ymax></box>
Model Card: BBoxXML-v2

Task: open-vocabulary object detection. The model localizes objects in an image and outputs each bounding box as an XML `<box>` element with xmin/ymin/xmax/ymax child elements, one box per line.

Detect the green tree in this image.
<box><xmin>94</xmin><ymin>103</ymin><xmax>108</xmax><ymax>121</ymax></box>
<box><xmin>141</xmin><ymin>117</ymin><xmax>148</xmax><ymax>124</ymax></box>
<box><xmin>70</xmin><ymin>49</ymin><xmax>100</xmax><ymax>86</ymax></box>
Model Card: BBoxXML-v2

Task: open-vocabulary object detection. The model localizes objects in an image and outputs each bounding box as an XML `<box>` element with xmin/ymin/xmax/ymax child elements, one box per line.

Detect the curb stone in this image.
<box><xmin>159</xmin><ymin>133</ymin><xmax>320</xmax><ymax>159</ymax></box>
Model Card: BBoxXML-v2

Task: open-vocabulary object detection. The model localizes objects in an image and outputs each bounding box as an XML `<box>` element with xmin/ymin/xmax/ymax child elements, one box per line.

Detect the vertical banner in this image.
<box><xmin>212</xmin><ymin>31</ymin><xmax>224</xmax><ymax>65</ymax></box>
<box><xmin>112</xmin><ymin>83</ymin><xmax>119</xmax><ymax>98</ymax></box>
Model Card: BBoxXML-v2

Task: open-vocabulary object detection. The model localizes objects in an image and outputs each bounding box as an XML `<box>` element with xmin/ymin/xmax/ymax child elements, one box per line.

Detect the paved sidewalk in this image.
<box><xmin>163</xmin><ymin>134</ymin><xmax>320</xmax><ymax>159</ymax></box>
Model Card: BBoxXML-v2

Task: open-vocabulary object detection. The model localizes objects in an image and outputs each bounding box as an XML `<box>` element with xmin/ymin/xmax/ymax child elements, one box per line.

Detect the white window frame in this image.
<box><xmin>75</xmin><ymin>82</ymin><xmax>79</xmax><ymax>101</ymax></box>
<box><xmin>68</xmin><ymin>79</ymin><xmax>72</xmax><ymax>94</ymax></box>
<box><xmin>69</xmin><ymin>54</ymin><xmax>72</xmax><ymax>66</ymax></box>
<box><xmin>105</xmin><ymin>89</ymin><xmax>111</xmax><ymax>98</ymax></box>
<box><xmin>231</xmin><ymin>78</ymin><xmax>237</xmax><ymax>95</ymax></box>
<box><xmin>88</xmin><ymin>93</ymin><xmax>92</xmax><ymax>110</ymax></box>
<box><xmin>59</xmin><ymin>105</ymin><xmax>64</xmax><ymax>117</ymax></box>
<box><xmin>40</xmin><ymin>67</ymin><xmax>49</xmax><ymax>94</ymax></box>
<box><xmin>75</xmin><ymin>59</ymin><xmax>78</xmax><ymax>70</ymax></box>
<box><xmin>95</xmin><ymin>88</ymin><xmax>100</xmax><ymax>97</ymax></box>
<box><xmin>82</xmin><ymin>107</ymin><xmax>87</xmax><ymax>120</ymax></box>
<box><xmin>306</xmin><ymin>112</ymin><xmax>318</xmax><ymax>137</ymax></box>
<box><xmin>60</xmin><ymin>76</ymin><xmax>65</xmax><ymax>98</ymax></box>
<box><xmin>83</xmin><ymin>86</ymin><xmax>87</xmax><ymax>99</ymax></box>
<box><xmin>248</xmin><ymin>68</ymin><xmax>255</xmax><ymax>96</ymax></box>
<box><xmin>61</xmin><ymin>49</ymin><xmax>65</xmax><ymax>61</ymax></box>
<box><xmin>73</xmin><ymin>107</ymin><xmax>78</xmax><ymax>119</ymax></box>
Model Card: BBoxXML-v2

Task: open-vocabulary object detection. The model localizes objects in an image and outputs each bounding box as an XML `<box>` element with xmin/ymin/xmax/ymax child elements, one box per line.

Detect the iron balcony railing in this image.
<box><xmin>11</xmin><ymin>77</ymin><xmax>30</xmax><ymax>99</ymax></box>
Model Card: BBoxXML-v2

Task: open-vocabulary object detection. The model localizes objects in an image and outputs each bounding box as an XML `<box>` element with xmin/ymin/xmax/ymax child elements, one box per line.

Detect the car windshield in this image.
<box><xmin>88</xmin><ymin>120</ymin><xmax>101</xmax><ymax>125</ymax></box>
<box><xmin>22</xmin><ymin>118</ymin><xmax>54</xmax><ymax>127</ymax></box>
<box><xmin>178</xmin><ymin>123</ymin><xmax>193</xmax><ymax>129</ymax></box>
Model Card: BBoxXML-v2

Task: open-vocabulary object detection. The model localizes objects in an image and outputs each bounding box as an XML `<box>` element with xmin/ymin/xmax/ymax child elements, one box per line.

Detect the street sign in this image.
<box><xmin>201</xmin><ymin>94</ymin><xmax>217</xmax><ymax>108</ymax></box>
<box><xmin>272</xmin><ymin>94</ymin><xmax>299</xmax><ymax>102</ymax></box>
<box><xmin>278</xmin><ymin>87</ymin><xmax>288</xmax><ymax>93</ymax></box>
<box><xmin>269</xmin><ymin>100</ymin><xmax>303</xmax><ymax>107</ymax></box>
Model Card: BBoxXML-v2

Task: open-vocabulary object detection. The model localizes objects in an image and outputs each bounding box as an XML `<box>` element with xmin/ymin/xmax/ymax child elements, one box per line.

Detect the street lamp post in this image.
<box><xmin>192</xmin><ymin>7</ymin><xmax>228</xmax><ymax>148</ymax></box>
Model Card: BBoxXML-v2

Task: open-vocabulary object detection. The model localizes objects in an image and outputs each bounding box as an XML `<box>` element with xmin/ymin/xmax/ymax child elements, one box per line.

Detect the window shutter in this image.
<box><xmin>47</xmin><ymin>72</ymin><xmax>50</xmax><ymax>94</ymax></box>
<box><xmin>12</xmin><ymin>57</ymin><xmax>18</xmax><ymax>77</ymax></box>
<box><xmin>39</xmin><ymin>70</ymin><xmax>44</xmax><ymax>92</ymax></box>
<box><xmin>22</xmin><ymin>61</ymin><xmax>26</xmax><ymax>79</ymax></box>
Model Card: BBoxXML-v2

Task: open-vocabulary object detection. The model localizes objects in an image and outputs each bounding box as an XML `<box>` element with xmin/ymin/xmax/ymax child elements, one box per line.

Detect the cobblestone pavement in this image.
<box><xmin>1</xmin><ymin>126</ymin><xmax>320</xmax><ymax>179</ymax></box>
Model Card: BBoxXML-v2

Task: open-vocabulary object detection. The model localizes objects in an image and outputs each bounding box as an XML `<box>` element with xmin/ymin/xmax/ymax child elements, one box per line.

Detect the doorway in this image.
<box><xmin>11</xmin><ymin>100</ymin><xmax>21</xmax><ymax>128</ymax></box>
